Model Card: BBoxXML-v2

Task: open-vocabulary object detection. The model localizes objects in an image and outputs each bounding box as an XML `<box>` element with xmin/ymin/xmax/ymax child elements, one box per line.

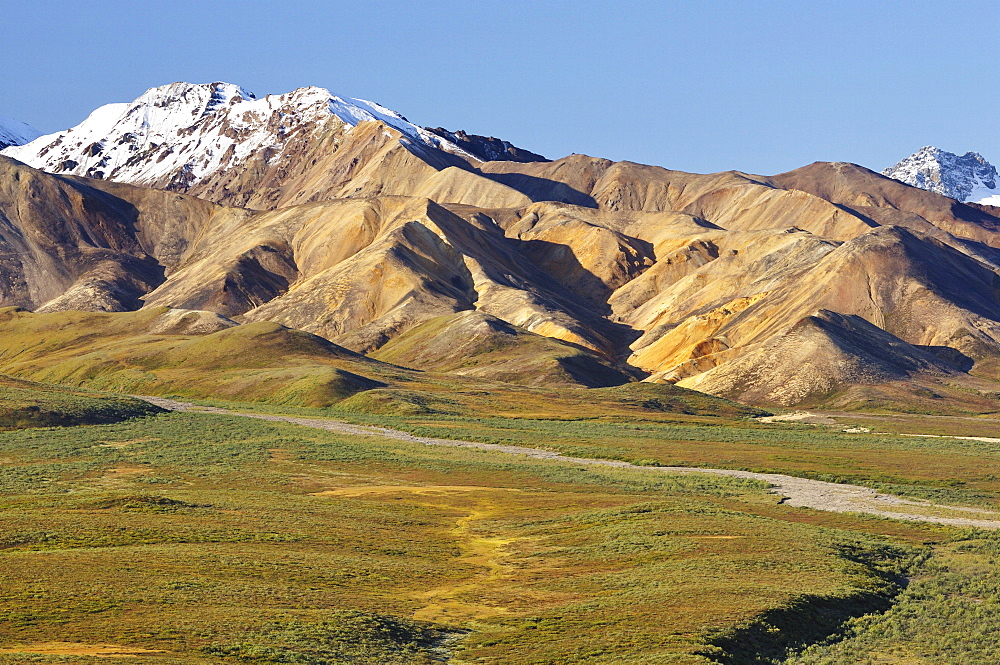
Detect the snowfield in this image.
<box><xmin>0</xmin><ymin>114</ymin><xmax>41</xmax><ymax>149</ymax></box>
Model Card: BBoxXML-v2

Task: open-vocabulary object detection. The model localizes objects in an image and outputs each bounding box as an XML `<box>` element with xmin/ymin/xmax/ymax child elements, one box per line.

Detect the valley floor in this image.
<box><xmin>139</xmin><ymin>396</ymin><xmax>1000</xmax><ymax>530</ymax></box>
<box><xmin>0</xmin><ymin>401</ymin><xmax>998</xmax><ymax>663</ymax></box>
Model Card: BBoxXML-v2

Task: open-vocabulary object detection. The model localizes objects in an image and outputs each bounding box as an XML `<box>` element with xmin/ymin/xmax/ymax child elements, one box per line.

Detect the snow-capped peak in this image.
<box><xmin>882</xmin><ymin>146</ymin><xmax>1000</xmax><ymax>205</ymax></box>
<box><xmin>0</xmin><ymin>114</ymin><xmax>41</xmax><ymax>150</ymax></box>
<box><xmin>0</xmin><ymin>81</ymin><xmax>474</xmax><ymax>188</ymax></box>
<box><xmin>133</xmin><ymin>81</ymin><xmax>256</xmax><ymax>116</ymax></box>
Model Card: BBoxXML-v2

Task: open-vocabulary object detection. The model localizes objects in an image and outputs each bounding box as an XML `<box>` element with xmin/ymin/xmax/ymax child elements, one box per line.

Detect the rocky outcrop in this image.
<box><xmin>425</xmin><ymin>127</ymin><xmax>549</xmax><ymax>163</ymax></box>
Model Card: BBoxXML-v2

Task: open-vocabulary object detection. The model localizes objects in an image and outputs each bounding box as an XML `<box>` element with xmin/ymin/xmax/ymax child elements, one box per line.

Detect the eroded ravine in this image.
<box><xmin>137</xmin><ymin>397</ymin><xmax>1000</xmax><ymax>529</ymax></box>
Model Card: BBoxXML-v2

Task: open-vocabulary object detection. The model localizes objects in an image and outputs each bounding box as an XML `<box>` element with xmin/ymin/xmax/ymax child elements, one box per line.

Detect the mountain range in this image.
<box><xmin>3</xmin><ymin>81</ymin><xmax>1000</xmax><ymax>410</ymax></box>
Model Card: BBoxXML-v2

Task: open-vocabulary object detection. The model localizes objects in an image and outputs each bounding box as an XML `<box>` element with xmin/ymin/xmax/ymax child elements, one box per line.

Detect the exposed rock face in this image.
<box><xmin>425</xmin><ymin>127</ymin><xmax>549</xmax><ymax>163</ymax></box>
<box><xmin>883</xmin><ymin>146</ymin><xmax>1000</xmax><ymax>205</ymax></box>
<box><xmin>5</xmin><ymin>85</ymin><xmax>1000</xmax><ymax>403</ymax></box>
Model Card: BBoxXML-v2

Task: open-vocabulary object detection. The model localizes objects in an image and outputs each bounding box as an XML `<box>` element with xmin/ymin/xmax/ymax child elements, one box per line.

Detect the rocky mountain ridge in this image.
<box><xmin>424</xmin><ymin>127</ymin><xmax>549</xmax><ymax>163</ymax></box>
<box><xmin>883</xmin><ymin>146</ymin><xmax>1000</xmax><ymax>205</ymax></box>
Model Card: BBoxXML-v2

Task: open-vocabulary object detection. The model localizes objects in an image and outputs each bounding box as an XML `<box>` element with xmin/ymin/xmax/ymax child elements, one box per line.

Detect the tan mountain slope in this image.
<box><xmin>180</xmin><ymin>118</ymin><xmax>572</xmax><ymax>212</ymax></box>
<box><xmin>478</xmin><ymin>155</ymin><xmax>1000</xmax><ymax>251</ymax></box>
<box><xmin>8</xmin><ymin>140</ymin><xmax>1000</xmax><ymax>407</ymax></box>
<box><xmin>0</xmin><ymin>156</ymin><xmax>248</xmax><ymax>312</ymax></box>
<box><xmin>187</xmin><ymin>119</ymin><xmax>470</xmax><ymax>209</ymax></box>
<box><xmin>0</xmin><ymin>161</ymin><xmax>625</xmax><ymax>387</ymax></box>
<box><xmin>412</xmin><ymin>166</ymin><xmax>533</xmax><ymax>209</ymax></box>
<box><xmin>621</xmin><ymin>230</ymin><xmax>838</xmax><ymax>378</ymax></box>
<box><xmin>237</xmin><ymin>197</ymin><xmax>617</xmax><ymax>356</ymax></box>
<box><xmin>472</xmin><ymin>158</ymin><xmax>1000</xmax><ymax>385</ymax></box>
<box><xmin>153</xmin><ymin>192</ymin><xmax>620</xmax><ymax>362</ymax></box>
<box><xmin>479</xmin><ymin>154</ymin><xmax>612</xmax><ymax>207</ymax></box>
<box><xmin>678</xmin><ymin>309</ymin><xmax>972</xmax><ymax>406</ymax></box>
<box><xmin>589</xmin><ymin>161</ymin><xmax>858</xmax><ymax>236</ymax></box>
<box><xmin>369</xmin><ymin>310</ymin><xmax>631</xmax><ymax>387</ymax></box>
<box><xmin>769</xmin><ymin>161</ymin><xmax>1000</xmax><ymax>248</ymax></box>
<box><xmin>622</xmin><ymin>225</ymin><xmax>1000</xmax><ymax>390</ymax></box>
<box><xmin>487</xmin><ymin>201</ymin><xmax>660</xmax><ymax>307</ymax></box>
<box><xmin>774</xmin><ymin>226</ymin><xmax>1000</xmax><ymax>358</ymax></box>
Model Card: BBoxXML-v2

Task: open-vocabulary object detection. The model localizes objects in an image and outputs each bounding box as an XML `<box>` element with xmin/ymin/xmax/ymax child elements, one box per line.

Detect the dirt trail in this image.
<box><xmin>137</xmin><ymin>397</ymin><xmax>1000</xmax><ymax>529</ymax></box>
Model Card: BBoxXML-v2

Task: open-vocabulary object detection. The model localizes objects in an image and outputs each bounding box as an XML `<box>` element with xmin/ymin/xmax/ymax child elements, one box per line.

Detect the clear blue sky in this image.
<box><xmin>3</xmin><ymin>0</ymin><xmax>998</xmax><ymax>175</ymax></box>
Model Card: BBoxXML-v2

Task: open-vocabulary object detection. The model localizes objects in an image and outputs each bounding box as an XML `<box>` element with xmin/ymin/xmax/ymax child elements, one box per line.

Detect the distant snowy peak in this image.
<box><xmin>0</xmin><ymin>115</ymin><xmax>41</xmax><ymax>150</ymax></box>
<box><xmin>0</xmin><ymin>81</ymin><xmax>475</xmax><ymax>187</ymax></box>
<box><xmin>882</xmin><ymin>146</ymin><xmax>1000</xmax><ymax>204</ymax></box>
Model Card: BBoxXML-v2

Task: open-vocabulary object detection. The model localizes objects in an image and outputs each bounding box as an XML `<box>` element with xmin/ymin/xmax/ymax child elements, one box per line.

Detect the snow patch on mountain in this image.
<box><xmin>0</xmin><ymin>115</ymin><xmax>41</xmax><ymax>150</ymax></box>
<box><xmin>882</xmin><ymin>146</ymin><xmax>1000</xmax><ymax>204</ymax></box>
<box><xmin>1</xmin><ymin>81</ymin><xmax>475</xmax><ymax>187</ymax></box>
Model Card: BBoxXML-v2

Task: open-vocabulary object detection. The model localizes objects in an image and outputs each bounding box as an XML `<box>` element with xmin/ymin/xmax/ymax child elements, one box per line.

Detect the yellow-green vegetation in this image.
<box><xmin>3</xmin><ymin>309</ymin><xmax>1000</xmax><ymax>662</ymax></box>
<box><xmin>0</xmin><ymin>307</ymin><xmax>386</xmax><ymax>407</ymax></box>
<box><xmin>0</xmin><ymin>410</ymin><xmax>949</xmax><ymax>664</ymax></box>
<box><xmin>0</xmin><ymin>307</ymin><xmax>762</xmax><ymax>419</ymax></box>
<box><xmin>787</xmin><ymin>531</ymin><xmax>1000</xmax><ymax>664</ymax></box>
<box><xmin>292</xmin><ymin>411</ymin><xmax>1000</xmax><ymax>510</ymax></box>
<box><xmin>202</xmin><ymin>613</ymin><xmax>449</xmax><ymax>664</ymax></box>
<box><xmin>0</xmin><ymin>375</ymin><xmax>162</xmax><ymax>429</ymax></box>
<box><xmin>833</xmin><ymin>410</ymin><xmax>1000</xmax><ymax>438</ymax></box>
